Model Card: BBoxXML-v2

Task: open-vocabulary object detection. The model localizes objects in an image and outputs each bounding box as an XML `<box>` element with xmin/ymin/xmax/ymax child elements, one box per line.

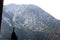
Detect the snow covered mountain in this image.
<box><xmin>1</xmin><ymin>4</ymin><xmax>60</xmax><ymax>40</ymax></box>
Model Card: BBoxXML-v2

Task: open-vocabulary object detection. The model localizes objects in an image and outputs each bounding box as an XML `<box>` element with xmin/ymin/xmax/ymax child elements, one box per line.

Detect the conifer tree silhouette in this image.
<box><xmin>11</xmin><ymin>27</ymin><xmax>17</xmax><ymax>40</ymax></box>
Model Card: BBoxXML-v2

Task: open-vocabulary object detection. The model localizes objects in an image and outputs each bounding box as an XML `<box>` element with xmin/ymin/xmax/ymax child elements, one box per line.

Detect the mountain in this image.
<box><xmin>1</xmin><ymin>4</ymin><xmax>60</xmax><ymax>40</ymax></box>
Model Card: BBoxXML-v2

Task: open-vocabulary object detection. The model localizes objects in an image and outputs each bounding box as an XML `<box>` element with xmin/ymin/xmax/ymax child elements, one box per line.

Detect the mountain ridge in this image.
<box><xmin>1</xmin><ymin>4</ymin><xmax>60</xmax><ymax>40</ymax></box>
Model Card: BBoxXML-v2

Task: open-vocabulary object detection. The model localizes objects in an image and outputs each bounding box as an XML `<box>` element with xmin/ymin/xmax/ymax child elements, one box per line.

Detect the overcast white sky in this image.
<box><xmin>3</xmin><ymin>0</ymin><xmax>60</xmax><ymax>20</ymax></box>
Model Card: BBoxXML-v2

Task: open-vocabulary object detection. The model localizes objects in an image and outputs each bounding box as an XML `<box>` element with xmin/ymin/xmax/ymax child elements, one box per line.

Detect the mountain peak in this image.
<box><xmin>1</xmin><ymin>4</ymin><xmax>60</xmax><ymax>40</ymax></box>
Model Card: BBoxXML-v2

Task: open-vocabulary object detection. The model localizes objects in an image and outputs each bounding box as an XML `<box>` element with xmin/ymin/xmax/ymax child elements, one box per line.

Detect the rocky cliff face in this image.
<box><xmin>1</xmin><ymin>4</ymin><xmax>60</xmax><ymax>40</ymax></box>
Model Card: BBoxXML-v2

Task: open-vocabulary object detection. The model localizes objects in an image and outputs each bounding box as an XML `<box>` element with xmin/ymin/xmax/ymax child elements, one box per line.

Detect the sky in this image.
<box><xmin>3</xmin><ymin>0</ymin><xmax>60</xmax><ymax>20</ymax></box>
